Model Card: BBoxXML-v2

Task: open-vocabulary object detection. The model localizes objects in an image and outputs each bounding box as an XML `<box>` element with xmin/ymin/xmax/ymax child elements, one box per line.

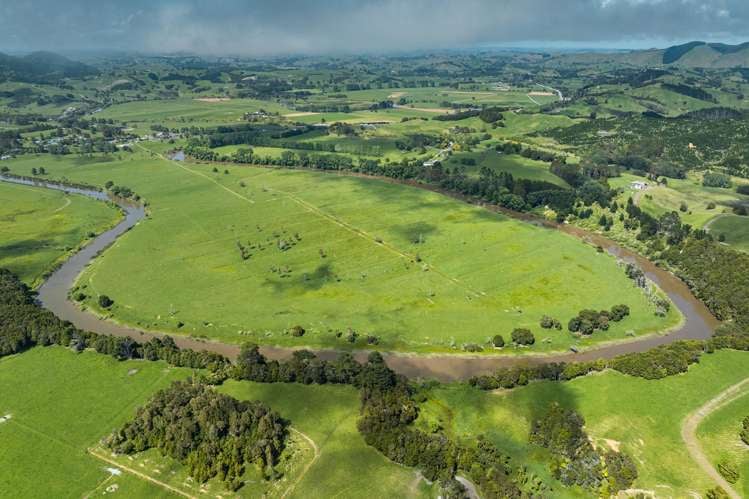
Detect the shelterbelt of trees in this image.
<box><xmin>2</xmin><ymin>264</ymin><xmax>748</xmax><ymax>497</ymax></box>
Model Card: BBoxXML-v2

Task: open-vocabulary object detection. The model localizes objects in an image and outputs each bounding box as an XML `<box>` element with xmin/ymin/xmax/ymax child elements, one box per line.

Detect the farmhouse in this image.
<box><xmin>630</xmin><ymin>180</ymin><xmax>649</xmax><ymax>190</ymax></box>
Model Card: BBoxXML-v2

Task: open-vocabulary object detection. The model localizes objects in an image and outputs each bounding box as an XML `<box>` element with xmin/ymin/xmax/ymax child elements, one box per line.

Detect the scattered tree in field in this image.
<box><xmin>290</xmin><ymin>325</ymin><xmax>305</xmax><ymax>337</ymax></box>
<box><xmin>540</xmin><ymin>315</ymin><xmax>562</xmax><ymax>330</ymax></box>
<box><xmin>741</xmin><ymin>415</ymin><xmax>749</xmax><ymax>445</ymax></box>
<box><xmin>511</xmin><ymin>328</ymin><xmax>535</xmax><ymax>345</ymax></box>
<box><xmin>98</xmin><ymin>295</ymin><xmax>113</xmax><ymax>308</ymax></box>
<box><xmin>492</xmin><ymin>334</ymin><xmax>505</xmax><ymax>348</ymax></box>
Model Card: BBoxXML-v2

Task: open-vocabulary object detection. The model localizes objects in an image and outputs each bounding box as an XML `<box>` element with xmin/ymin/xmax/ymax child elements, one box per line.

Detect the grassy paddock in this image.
<box><xmin>0</xmin><ymin>181</ymin><xmax>121</xmax><ymax>287</ymax></box>
<box><xmin>416</xmin><ymin>350</ymin><xmax>749</xmax><ymax>497</ymax></box>
<box><xmin>218</xmin><ymin>380</ymin><xmax>434</xmax><ymax>498</ymax></box>
<box><xmin>0</xmin><ymin>151</ymin><xmax>678</xmax><ymax>353</ymax></box>
<box><xmin>0</xmin><ymin>347</ymin><xmax>189</xmax><ymax>498</ymax></box>
<box><xmin>708</xmin><ymin>214</ymin><xmax>749</xmax><ymax>253</ymax></box>
<box><xmin>696</xmin><ymin>388</ymin><xmax>749</xmax><ymax>497</ymax></box>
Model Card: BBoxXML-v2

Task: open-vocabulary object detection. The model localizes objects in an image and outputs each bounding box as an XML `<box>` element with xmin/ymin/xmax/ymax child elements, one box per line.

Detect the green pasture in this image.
<box><xmin>696</xmin><ymin>387</ymin><xmax>749</xmax><ymax>497</ymax></box>
<box><xmin>1</xmin><ymin>151</ymin><xmax>678</xmax><ymax>353</ymax></box>
<box><xmin>444</xmin><ymin>151</ymin><xmax>569</xmax><ymax>187</ymax></box>
<box><xmin>629</xmin><ymin>172</ymin><xmax>749</xmax><ymax>228</ymax></box>
<box><xmin>219</xmin><ymin>380</ymin><xmax>434</xmax><ymax>498</ymax></box>
<box><xmin>708</xmin><ymin>215</ymin><xmax>749</xmax><ymax>253</ymax></box>
<box><xmin>0</xmin><ymin>347</ymin><xmax>189</xmax><ymax>499</ymax></box>
<box><xmin>0</xmin><ymin>181</ymin><xmax>121</xmax><ymax>287</ymax></box>
<box><xmin>97</xmin><ymin>97</ymin><xmax>291</xmax><ymax>128</ymax></box>
<box><xmin>417</xmin><ymin>349</ymin><xmax>749</xmax><ymax>497</ymax></box>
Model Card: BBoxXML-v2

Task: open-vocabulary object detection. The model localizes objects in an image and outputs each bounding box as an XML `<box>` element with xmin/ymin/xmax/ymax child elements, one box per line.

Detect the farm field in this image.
<box><xmin>0</xmin><ymin>181</ymin><xmax>121</xmax><ymax>287</ymax></box>
<box><xmin>0</xmin><ymin>150</ymin><xmax>679</xmax><ymax>353</ymax></box>
<box><xmin>696</xmin><ymin>386</ymin><xmax>749</xmax><ymax>497</ymax></box>
<box><xmin>708</xmin><ymin>214</ymin><xmax>749</xmax><ymax>253</ymax></box>
<box><xmin>415</xmin><ymin>349</ymin><xmax>749</xmax><ymax>497</ymax></box>
<box><xmin>608</xmin><ymin>172</ymin><xmax>749</xmax><ymax>228</ymax></box>
<box><xmin>97</xmin><ymin>97</ymin><xmax>292</xmax><ymax>129</ymax></box>
<box><xmin>219</xmin><ymin>380</ymin><xmax>434</xmax><ymax>498</ymax></box>
<box><xmin>0</xmin><ymin>347</ymin><xmax>189</xmax><ymax>499</ymax></box>
<box><xmin>444</xmin><ymin>150</ymin><xmax>569</xmax><ymax>187</ymax></box>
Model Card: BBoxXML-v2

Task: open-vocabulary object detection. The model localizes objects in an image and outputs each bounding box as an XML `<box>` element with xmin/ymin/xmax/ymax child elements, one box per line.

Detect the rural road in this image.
<box><xmin>1</xmin><ymin>166</ymin><xmax>719</xmax><ymax>381</ymax></box>
<box><xmin>681</xmin><ymin>377</ymin><xmax>749</xmax><ymax>499</ymax></box>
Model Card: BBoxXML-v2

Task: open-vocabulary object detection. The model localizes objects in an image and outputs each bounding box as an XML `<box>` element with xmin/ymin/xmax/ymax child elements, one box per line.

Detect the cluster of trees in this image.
<box><xmin>105</xmin><ymin>381</ymin><xmax>287</xmax><ymax>490</ymax></box>
<box><xmin>529</xmin><ymin>403</ymin><xmax>637</xmax><ymax>494</ymax></box>
<box><xmin>433</xmin><ymin>109</ymin><xmax>481</xmax><ymax>121</ymax></box>
<box><xmin>104</xmin><ymin>180</ymin><xmax>136</xmax><ymax>200</ymax></box>
<box><xmin>546</xmin><ymin>115</ymin><xmax>749</xmax><ymax>177</ymax></box>
<box><xmin>511</xmin><ymin>328</ymin><xmax>535</xmax><ymax>345</ymax></box>
<box><xmin>703</xmin><ymin>172</ymin><xmax>733</xmax><ymax>188</ymax></box>
<box><xmin>567</xmin><ymin>305</ymin><xmax>630</xmax><ymax>335</ymax></box>
<box><xmin>356</xmin><ymin>353</ymin><xmax>528</xmax><ymax>497</ymax></box>
<box><xmin>663</xmin><ymin>238</ymin><xmax>749</xmax><ymax>326</ymax></box>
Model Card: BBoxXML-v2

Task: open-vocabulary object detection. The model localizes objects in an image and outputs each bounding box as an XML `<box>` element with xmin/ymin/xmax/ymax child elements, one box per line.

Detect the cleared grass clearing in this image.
<box><xmin>417</xmin><ymin>350</ymin><xmax>749</xmax><ymax>498</ymax></box>
<box><xmin>218</xmin><ymin>380</ymin><xmax>434</xmax><ymax>498</ymax></box>
<box><xmin>0</xmin><ymin>347</ymin><xmax>189</xmax><ymax>499</ymax></box>
<box><xmin>708</xmin><ymin>214</ymin><xmax>749</xmax><ymax>253</ymax></box>
<box><xmin>0</xmin><ymin>181</ymin><xmax>121</xmax><ymax>287</ymax></box>
<box><xmin>696</xmin><ymin>386</ymin><xmax>749</xmax><ymax>498</ymax></box>
<box><xmin>1</xmin><ymin>152</ymin><xmax>677</xmax><ymax>353</ymax></box>
<box><xmin>625</xmin><ymin>172</ymin><xmax>749</xmax><ymax>228</ymax></box>
<box><xmin>444</xmin><ymin>150</ymin><xmax>569</xmax><ymax>187</ymax></box>
<box><xmin>97</xmin><ymin>97</ymin><xmax>291</xmax><ymax>128</ymax></box>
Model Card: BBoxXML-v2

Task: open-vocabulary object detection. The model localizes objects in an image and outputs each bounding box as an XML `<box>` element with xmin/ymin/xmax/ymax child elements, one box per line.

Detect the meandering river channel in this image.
<box><xmin>2</xmin><ymin>174</ymin><xmax>718</xmax><ymax>381</ymax></box>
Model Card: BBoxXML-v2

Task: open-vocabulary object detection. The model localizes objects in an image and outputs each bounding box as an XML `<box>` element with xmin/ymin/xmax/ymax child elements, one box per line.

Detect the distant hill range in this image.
<box><xmin>0</xmin><ymin>51</ymin><xmax>97</xmax><ymax>82</ymax></box>
<box><xmin>551</xmin><ymin>41</ymin><xmax>749</xmax><ymax>68</ymax></box>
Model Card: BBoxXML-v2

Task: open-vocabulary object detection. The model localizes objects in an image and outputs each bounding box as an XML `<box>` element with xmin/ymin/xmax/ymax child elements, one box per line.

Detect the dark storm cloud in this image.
<box><xmin>1</xmin><ymin>0</ymin><xmax>748</xmax><ymax>54</ymax></box>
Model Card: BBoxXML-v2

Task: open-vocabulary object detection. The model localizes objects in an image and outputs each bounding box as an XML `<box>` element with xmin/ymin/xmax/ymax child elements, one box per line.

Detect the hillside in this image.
<box><xmin>0</xmin><ymin>51</ymin><xmax>97</xmax><ymax>82</ymax></box>
<box><xmin>550</xmin><ymin>41</ymin><xmax>749</xmax><ymax>68</ymax></box>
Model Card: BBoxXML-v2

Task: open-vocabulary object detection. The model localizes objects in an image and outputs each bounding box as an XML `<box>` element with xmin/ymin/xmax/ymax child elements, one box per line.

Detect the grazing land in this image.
<box><xmin>3</xmin><ymin>40</ymin><xmax>749</xmax><ymax>499</ymax></box>
<box><xmin>709</xmin><ymin>215</ymin><xmax>749</xmax><ymax>253</ymax></box>
<box><xmin>1</xmin><ymin>151</ymin><xmax>678</xmax><ymax>353</ymax></box>
<box><xmin>0</xmin><ymin>347</ymin><xmax>188</xmax><ymax>498</ymax></box>
<box><xmin>415</xmin><ymin>349</ymin><xmax>749</xmax><ymax>498</ymax></box>
<box><xmin>696</xmin><ymin>384</ymin><xmax>749</xmax><ymax>498</ymax></box>
<box><xmin>219</xmin><ymin>380</ymin><xmax>434</xmax><ymax>498</ymax></box>
<box><xmin>0</xmin><ymin>181</ymin><xmax>120</xmax><ymax>286</ymax></box>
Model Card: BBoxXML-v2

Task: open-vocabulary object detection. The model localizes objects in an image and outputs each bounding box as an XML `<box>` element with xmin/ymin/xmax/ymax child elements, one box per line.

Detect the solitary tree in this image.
<box><xmin>511</xmin><ymin>328</ymin><xmax>535</xmax><ymax>345</ymax></box>
<box><xmin>98</xmin><ymin>295</ymin><xmax>114</xmax><ymax>308</ymax></box>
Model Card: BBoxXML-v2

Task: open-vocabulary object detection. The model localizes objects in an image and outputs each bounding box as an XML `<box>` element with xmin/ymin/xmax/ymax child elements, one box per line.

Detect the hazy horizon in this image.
<box><xmin>1</xmin><ymin>0</ymin><xmax>748</xmax><ymax>57</ymax></box>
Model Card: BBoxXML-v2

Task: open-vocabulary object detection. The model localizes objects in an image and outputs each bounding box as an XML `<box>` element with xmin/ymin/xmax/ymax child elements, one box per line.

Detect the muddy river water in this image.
<box><xmin>3</xmin><ymin>175</ymin><xmax>718</xmax><ymax>381</ymax></box>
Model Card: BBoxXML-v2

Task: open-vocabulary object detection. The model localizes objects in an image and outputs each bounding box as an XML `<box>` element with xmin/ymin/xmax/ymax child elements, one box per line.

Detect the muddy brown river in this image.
<box><xmin>3</xmin><ymin>175</ymin><xmax>718</xmax><ymax>381</ymax></box>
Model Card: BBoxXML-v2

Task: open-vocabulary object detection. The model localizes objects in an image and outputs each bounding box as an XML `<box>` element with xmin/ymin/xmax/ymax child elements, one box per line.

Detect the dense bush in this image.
<box><xmin>511</xmin><ymin>328</ymin><xmax>535</xmax><ymax>345</ymax></box>
<box><xmin>529</xmin><ymin>403</ymin><xmax>637</xmax><ymax>493</ymax></box>
<box><xmin>105</xmin><ymin>381</ymin><xmax>287</xmax><ymax>489</ymax></box>
<box><xmin>663</xmin><ymin>238</ymin><xmax>749</xmax><ymax>326</ymax></box>
<box><xmin>97</xmin><ymin>294</ymin><xmax>113</xmax><ymax>308</ymax></box>
<box><xmin>741</xmin><ymin>415</ymin><xmax>749</xmax><ymax>446</ymax></box>
<box><xmin>568</xmin><ymin>305</ymin><xmax>629</xmax><ymax>335</ymax></box>
<box><xmin>703</xmin><ymin>172</ymin><xmax>733</xmax><ymax>188</ymax></box>
<box><xmin>540</xmin><ymin>315</ymin><xmax>562</xmax><ymax>330</ymax></box>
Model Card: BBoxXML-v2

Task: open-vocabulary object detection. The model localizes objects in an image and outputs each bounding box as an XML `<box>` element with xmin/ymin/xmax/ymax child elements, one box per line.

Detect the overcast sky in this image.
<box><xmin>1</xmin><ymin>0</ymin><xmax>748</xmax><ymax>56</ymax></box>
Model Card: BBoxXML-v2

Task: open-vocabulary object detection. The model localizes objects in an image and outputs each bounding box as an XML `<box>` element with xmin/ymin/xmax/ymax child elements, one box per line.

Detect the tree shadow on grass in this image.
<box><xmin>0</xmin><ymin>238</ymin><xmax>56</xmax><ymax>257</ymax></box>
<box><xmin>262</xmin><ymin>262</ymin><xmax>337</xmax><ymax>293</ymax></box>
